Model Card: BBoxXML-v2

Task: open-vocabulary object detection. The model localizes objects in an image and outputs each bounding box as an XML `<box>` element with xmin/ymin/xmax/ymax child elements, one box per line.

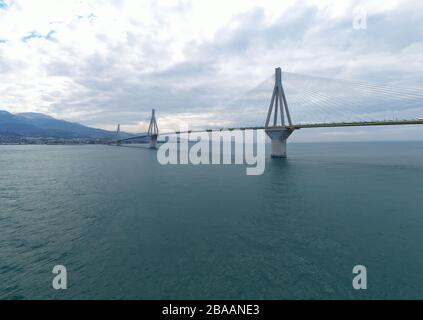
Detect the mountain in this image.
<box><xmin>18</xmin><ymin>112</ymin><xmax>55</xmax><ymax>120</ymax></box>
<box><xmin>0</xmin><ymin>111</ymin><xmax>129</xmax><ymax>140</ymax></box>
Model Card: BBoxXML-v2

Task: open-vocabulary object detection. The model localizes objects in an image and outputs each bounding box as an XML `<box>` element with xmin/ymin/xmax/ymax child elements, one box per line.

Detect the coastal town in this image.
<box><xmin>0</xmin><ymin>135</ymin><xmax>109</xmax><ymax>145</ymax></box>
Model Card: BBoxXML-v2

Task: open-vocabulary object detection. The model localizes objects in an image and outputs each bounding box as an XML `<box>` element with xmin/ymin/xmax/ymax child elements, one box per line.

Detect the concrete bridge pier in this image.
<box><xmin>150</xmin><ymin>134</ymin><xmax>158</xmax><ymax>149</ymax></box>
<box><xmin>265</xmin><ymin>128</ymin><xmax>293</xmax><ymax>158</ymax></box>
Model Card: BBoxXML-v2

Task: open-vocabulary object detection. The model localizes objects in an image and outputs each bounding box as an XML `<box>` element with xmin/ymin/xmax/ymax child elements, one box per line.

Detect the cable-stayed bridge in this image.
<box><xmin>112</xmin><ymin>67</ymin><xmax>423</xmax><ymax>158</ymax></box>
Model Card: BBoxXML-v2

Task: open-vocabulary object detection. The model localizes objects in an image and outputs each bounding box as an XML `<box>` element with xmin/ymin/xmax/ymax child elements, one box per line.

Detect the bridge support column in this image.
<box><xmin>116</xmin><ymin>124</ymin><xmax>121</xmax><ymax>146</ymax></box>
<box><xmin>264</xmin><ymin>67</ymin><xmax>294</xmax><ymax>158</ymax></box>
<box><xmin>265</xmin><ymin>128</ymin><xmax>293</xmax><ymax>158</ymax></box>
<box><xmin>150</xmin><ymin>134</ymin><xmax>158</xmax><ymax>149</ymax></box>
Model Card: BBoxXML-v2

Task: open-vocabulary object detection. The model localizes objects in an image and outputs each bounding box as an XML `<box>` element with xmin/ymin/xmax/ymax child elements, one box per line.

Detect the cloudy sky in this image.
<box><xmin>1</xmin><ymin>0</ymin><xmax>423</xmax><ymax>141</ymax></box>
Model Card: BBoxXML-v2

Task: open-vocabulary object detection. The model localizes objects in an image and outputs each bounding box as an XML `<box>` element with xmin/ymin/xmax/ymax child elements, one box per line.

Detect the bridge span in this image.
<box><xmin>112</xmin><ymin>67</ymin><xmax>423</xmax><ymax>158</ymax></box>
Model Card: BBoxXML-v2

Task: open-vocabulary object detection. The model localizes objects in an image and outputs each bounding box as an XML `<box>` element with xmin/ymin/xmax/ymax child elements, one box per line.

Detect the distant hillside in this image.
<box><xmin>0</xmin><ymin>111</ymin><xmax>130</xmax><ymax>139</ymax></box>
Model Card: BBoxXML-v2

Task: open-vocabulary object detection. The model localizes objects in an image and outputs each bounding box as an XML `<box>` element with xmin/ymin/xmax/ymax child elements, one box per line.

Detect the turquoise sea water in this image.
<box><xmin>0</xmin><ymin>142</ymin><xmax>422</xmax><ymax>300</ymax></box>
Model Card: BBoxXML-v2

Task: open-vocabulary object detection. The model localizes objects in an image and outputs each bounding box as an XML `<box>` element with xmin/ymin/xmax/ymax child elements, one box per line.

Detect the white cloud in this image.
<box><xmin>0</xmin><ymin>0</ymin><xmax>422</xmax><ymax>141</ymax></box>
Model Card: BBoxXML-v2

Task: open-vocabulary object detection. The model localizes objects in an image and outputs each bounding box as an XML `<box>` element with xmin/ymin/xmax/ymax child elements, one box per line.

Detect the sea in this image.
<box><xmin>0</xmin><ymin>141</ymin><xmax>422</xmax><ymax>299</ymax></box>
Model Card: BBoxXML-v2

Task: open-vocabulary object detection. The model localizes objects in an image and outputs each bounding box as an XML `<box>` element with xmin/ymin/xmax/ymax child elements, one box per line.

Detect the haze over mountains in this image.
<box><xmin>0</xmin><ymin>110</ymin><xmax>127</xmax><ymax>139</ymax></box>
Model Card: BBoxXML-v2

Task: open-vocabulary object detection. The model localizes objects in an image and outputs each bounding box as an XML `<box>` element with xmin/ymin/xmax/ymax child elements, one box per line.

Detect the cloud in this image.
<box><xmin>0</xmin><ymin>0</ymin><xmax>422</xmax><ymax>141</ymax></box>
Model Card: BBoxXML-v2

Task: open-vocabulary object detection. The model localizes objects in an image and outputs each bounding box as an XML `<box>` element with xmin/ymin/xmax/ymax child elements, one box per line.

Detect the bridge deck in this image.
<box><xmin>173</xmin><ymin>119</ymin><xmax>423</xmax><ymax>134</ymax></box>
<box><xmin>288</xmin><ymin>119</ymin><xmax>423</xmax><ymax>130</ymax></box>
<box><xmin>116</xmin><ymin>119</ymin><xmax>423</xmax><ymax>142</ymax></box>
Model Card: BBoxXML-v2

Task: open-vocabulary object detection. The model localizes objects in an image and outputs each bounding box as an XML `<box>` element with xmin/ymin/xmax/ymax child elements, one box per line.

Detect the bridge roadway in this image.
<box><xmin>116</xmin><ymin>119</ymin><xmax>423</xmax><ymax>143</ymax></box>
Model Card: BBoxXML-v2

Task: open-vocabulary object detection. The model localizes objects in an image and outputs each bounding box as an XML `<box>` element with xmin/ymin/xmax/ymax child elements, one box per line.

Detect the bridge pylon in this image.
<box><xmin>147</xmin><ymin>109</ymin><xmax>159</xmax><ymax>149</ymax></box>
<box><xmin>265</xmin><ymin>67</ymin><xmax>294</xmax><ymax>158</ymax></box>
<box><xmin>116</xmin><ymin>124</ymin><xmax>121</xmax><ymax>146</ymax></box>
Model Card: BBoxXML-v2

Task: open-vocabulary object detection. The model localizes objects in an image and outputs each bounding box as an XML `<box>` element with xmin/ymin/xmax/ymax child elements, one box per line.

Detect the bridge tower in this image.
<box><xmin>116</xmin><ymin>124</ymin><xmax>121</xmax><ymax>146</ymax></box>
<box><xmin>265</xmin><ymin>67</ymin><xmax>294</xmax><ymax>158</ymax></box>
<box><xmin>147</xmin><ymin>109</ymin><xmax>159</xmax><ymax>149</ymax></box>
